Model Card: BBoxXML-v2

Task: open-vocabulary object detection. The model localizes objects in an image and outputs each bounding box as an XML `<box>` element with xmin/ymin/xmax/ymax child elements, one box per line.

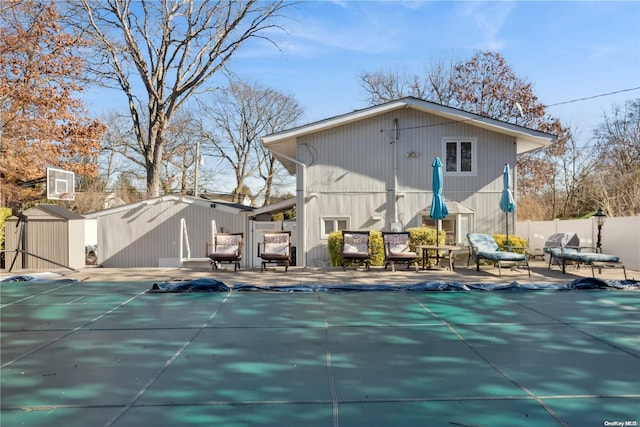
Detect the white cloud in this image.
<box><xmin>455</xmin><ymin>1</ymin><xmax>514</xmax><ymax>51</ymax></box>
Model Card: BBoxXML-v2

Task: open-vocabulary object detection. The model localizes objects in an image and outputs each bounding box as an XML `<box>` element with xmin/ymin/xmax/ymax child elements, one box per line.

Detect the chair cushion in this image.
<box><xmin>344</xmin><ymin>244</ymin><xmax>368</xmax><ymax>255</ymax></box>
<box><xmin>545</xmin><ymin>247</ymin><xmax>619</xmax><ymax>263</ymax></box>
<box><xmin>210</xmin><ymin>235</ymin><xmax>241</xmax><ymax>258</ymax></box>
<box><xmin>262</xmin><ymin>233</ymin><xmax>290</xmax><ymax>257</ymax></box>
<box><xmin>263</xmin><ymin>242</ymin><xmax>289</xmax><ymax>256</ymax></box>
<box><xmin>211</xmin><ymin>253</ymin><xmax>239</xmax><ymax>261</ymax></box>
<box><xmin>572</xmin><ymin>252</ymin><xmax>620</xmax><ymax>263</ymax></box>
<box><xmin>213</xmin><ymin>245</ymin><xmax>238</xmax><ymax>255</ymax></box>
<box><xmin>545</xmin><ymin>247</ymin><xmax>580</xmax><ymax>257</ymax></box>
<box><xmin>467</xmin><ymin>233</ymin><xmax>500</xmax><ymax>253</ymax></box>
<box><xmin>477</xmin><ymin>251</ymin><xmax>526</xmax><ymax>262</ymax></box>
<box><xmin>384</xmin><ymin>234</ymin><xmax>410</xmax><ymax>254</ymax></box>
<box><xmin>388</xmin><ymin>251</ymin><xmax>418</xmax><ymax>259</ymax></box>
<box><xmin>343</xmin><ymin>233</ymin><xmax>369</xmax><ymax>255</ymax></box>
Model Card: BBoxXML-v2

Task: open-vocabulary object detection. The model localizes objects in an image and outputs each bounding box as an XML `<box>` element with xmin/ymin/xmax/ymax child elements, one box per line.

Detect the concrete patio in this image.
<box><xmin>34</xmin><ymin>258</ymin><xmax>638</xmax><ymax>287</ymax></box>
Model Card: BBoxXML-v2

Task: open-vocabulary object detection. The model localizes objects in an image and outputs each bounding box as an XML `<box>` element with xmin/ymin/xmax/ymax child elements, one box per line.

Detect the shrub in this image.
<box><xmin>492</xmin><ymin>234</ymin><xmax>527</xmax><ymax>254</ymax></box>
<box><xmin>327</xmin><ymin>230</ymin><xmax>384</xmax><ymax>267</ymax></box>
<box><xmin>369</xmin><ymin>231</ymin><xmax>384</xmax><ymax>266</ymax></box>
<box><xmin>0</xmin><ymin>207</ymin><xmax>13</xmax><ymax>251</ymax></box>
<box><xmin>406</xmin><ymin>226</ymin><xmax>445</xmax><ymax>247</ymax></box>
<box><xmin>328</xmin><ymin>227</ymin><xmax>449</xmax><ymax>267</ymax></box>
<box><xmin>327</xmin><ymin>231</ymin><xmax>343</xmax><ymax>266</ymax></box>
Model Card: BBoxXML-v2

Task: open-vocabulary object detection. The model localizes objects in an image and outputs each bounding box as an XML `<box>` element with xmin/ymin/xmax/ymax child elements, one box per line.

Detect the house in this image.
<box><xmin>263</xmin><ymin>97</ymin><xmax>556</xmax><ymax>267</ymax></box>
<box><xmin>84</xmin><ymin>194</ymin><xmax>296</xmax><ymax>268</ymax></box>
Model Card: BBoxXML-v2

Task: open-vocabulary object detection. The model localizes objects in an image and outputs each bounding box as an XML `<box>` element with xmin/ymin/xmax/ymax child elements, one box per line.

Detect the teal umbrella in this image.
<box><xmin>499</xmin><ymin>163</ymin><xmax>516</xmax><ymax>245</ymax></box>
<box><xmin>430</xmin><ymin>157</ymin><xmax>448</xmax><ymax>247</ymax></box>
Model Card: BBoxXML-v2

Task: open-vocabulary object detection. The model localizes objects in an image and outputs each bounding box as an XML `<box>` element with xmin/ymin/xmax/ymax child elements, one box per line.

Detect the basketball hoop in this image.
<box><xmin>46</xmin><ymin>167</ymin><xmax>75</xmax><ymax>201</ymax></box>
<box><xmin>58</xmin><ymin>192</ymin><xmax>75</xmax><ymax>201</ymax></box>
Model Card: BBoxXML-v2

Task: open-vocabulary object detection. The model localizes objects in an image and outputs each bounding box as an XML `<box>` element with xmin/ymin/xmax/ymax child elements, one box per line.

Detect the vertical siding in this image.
<box><xmin>304</xmin><ymin>193</ymin><xmax>388</xmax><ymax>264</ymax></box>
<box><xmin>25</xmin><ymin>220</ymin><xmax>68</xmax><ymax>269</ymax></box>
<box><xmin>97</xmin><ymin>200</ymin><xmax>246</xmax><ymax>268</ymax></box>
<box><xmin>68</xmin><ymin>220</ymin><xmax>86</xmax><ymax>269</ymax></box>
<box><xmin>300</xmin><ymin>108</ymin><xmax>519</xmax><ymax>261</ymax></box>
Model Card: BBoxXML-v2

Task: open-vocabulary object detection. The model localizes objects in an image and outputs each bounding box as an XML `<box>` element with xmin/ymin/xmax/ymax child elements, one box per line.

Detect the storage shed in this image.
<box><xmin>3</xmin><ymin>204</ymin><xmax>86</xmax><ymax>271</ymax></box>
<box><xmin>84</xmin><ymin>195</ymin><xmax>253</xmax><ymax>268</ymax></box>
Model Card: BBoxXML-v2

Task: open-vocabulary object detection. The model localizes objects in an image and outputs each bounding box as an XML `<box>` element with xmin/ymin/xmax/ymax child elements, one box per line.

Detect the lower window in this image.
<box><xmin>321</xmin><ymin>217</ymin><xmax>349</xmax><ymax>239</ymax></box>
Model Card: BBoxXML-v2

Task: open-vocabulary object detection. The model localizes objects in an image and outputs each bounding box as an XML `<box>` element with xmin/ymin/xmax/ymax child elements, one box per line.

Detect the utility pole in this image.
<box><xmin>194</xmin><ymin>140</ymin><xmax>201</xmax><ymax>198</ymax></box>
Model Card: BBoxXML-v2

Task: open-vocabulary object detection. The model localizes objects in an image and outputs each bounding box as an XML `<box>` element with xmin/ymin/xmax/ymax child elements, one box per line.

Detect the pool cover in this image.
<box><xmin>1</xmin><ymin>278</ymin><xmax>639</xmax><ymax>426</ymax></box>
<box><xmin>144</xmin><ymin>276</ymin><xmax>640</xmax><ymax>293</ymax></box>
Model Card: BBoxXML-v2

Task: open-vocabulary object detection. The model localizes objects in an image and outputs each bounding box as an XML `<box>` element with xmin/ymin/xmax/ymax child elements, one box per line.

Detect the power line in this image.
<box><xmin>544</xmin><ymin>86</ymin><xmax>640</xmax><ymax>108</ymax></box>
<box><xmin>381</xmin><ymin>86</ymin><xmax>640</xmax><ymax>135</ymax></box>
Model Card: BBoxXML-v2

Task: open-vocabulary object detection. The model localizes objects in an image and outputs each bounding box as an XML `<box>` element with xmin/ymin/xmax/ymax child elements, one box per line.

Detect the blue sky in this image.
<box><xmin>83</xmin><ymin>0</ymin><xmax>640</xmax><ymax>145</ymax></box>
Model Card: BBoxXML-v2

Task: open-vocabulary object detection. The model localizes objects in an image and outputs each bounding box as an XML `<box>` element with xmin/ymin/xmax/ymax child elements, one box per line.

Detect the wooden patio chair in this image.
<box><xmin>258</xmin><ymin>231</ymin><xmax>292</xmax><ymax>272</ymax></box>
<box><xmin>341</xmin><ymin>231</ymin><xmax>371</xmax><ymax>270</ymax></box>
<box><xmin>208</xmin><ymin>232</ymin><xmax>243</xmax><ymax>272</ymax></box>
<box><xmin>382</xmin><ymin>231</ymin><xmax>419</xmax><ymax>272</ymax></box>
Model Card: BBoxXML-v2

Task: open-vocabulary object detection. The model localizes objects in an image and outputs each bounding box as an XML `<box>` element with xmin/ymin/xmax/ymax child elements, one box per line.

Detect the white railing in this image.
<box><xmin>180</xmin><ymin>218</ymin><xmax>216</xmax><ymax>262</ymax></box>
<box><xmin>180</xmin><ymin>218</ymin><xmax>191</xmax><ymax>260</ymax></box>
<box><xmin>516</xmin><ymin>216</ymin><xmax>640</xmax><ymax>271</ymax></box>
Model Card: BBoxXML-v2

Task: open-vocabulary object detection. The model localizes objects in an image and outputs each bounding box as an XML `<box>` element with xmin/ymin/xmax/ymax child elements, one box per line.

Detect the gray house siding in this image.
<box><xmin>304</xmin><ymin>193</ymin><xmax>388</xmax><ymax>264</ymax></box>
<box><xmin>298</xmin><ymin>108</ymin><xmax>520</xmax><ymax>261</ymax></box>
<box><xmin>265</xmin><ymin>97</ymin><xmax>554</xmax><ymax>267</ymax></box>
<box><xmin>92</xmin><ymin>197</ymin><xmax>247</xmax><ymax>268</ymax></box>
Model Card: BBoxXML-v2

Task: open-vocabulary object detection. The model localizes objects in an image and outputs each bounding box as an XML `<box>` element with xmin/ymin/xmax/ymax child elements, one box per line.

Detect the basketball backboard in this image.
<box><xmin>46</xmin><ymin>167</ymin><xmax>75</xmax><ymax>201</ymax></box>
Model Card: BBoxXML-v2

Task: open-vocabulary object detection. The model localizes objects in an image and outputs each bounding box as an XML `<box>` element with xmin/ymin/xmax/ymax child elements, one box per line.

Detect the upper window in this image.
<box><xmin>444</xmin><ymin>138</ymin><xmax>476</xmax><ymax>174</ymax></box>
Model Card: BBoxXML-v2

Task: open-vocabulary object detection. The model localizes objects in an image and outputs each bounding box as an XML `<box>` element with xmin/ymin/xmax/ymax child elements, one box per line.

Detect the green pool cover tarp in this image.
<box><xmin>1</xmin><ymin>278</ymin><xmax>639</xmax><ymax>427</ymax></box>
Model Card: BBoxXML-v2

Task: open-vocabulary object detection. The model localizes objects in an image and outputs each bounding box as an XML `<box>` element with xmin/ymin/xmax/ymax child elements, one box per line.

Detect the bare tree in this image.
<box><xmin>359</xmin><ymin>51</ymin><xmax>575</xmax><ymax>219</ymax></box>
<box><xmin>590</xmin><ymin>99</ymin><xmax>640</xmax><ymax>216</ymax></box>
<box><xmin>198</xmin><ymin>78</ymin><xmax>303</xmax><ymax>206</ymax></box>
<box><xmin>163</xmin><ymin>111</ymin><xmax>200</xmax><ymax>195</ymax></box>
<box><xmin>69</xmin><ymin>0</ymin><xmax>289</xmax><ymax>197</ymax></box>
<box><xmin>100</xmin><ymin>108</ymin><xmax>213</xmax><ymax>196</ymax></box>
<box><xmin>360</xmin><ymin>59</ymin><xmax>455</xmax><ymax>106</ymax></box>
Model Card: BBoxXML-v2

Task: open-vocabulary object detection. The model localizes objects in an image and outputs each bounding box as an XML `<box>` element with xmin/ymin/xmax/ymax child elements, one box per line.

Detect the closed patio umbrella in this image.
<box><xmin>430</xmin><ymin>157</ymin><xmax>448</xmax><ymax>247</ymax></box>
<box><xmin>499</xmin><ymin>163</ymin><xmax>516</xmax><ymax>245</ymax></box>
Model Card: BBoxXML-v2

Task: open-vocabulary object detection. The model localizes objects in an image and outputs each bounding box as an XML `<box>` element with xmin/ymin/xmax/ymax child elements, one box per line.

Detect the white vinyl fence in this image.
<box><xmin>516</xmin><ymin>216</ymin><xmax>640</xmax><ymax>271</ymax></box>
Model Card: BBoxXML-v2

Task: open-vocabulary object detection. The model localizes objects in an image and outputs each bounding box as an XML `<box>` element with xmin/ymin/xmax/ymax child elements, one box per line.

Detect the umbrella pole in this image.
<box><xmin>505</xmin><ymin>213</ymin><xmax>509</xmax><ymax>247</ymax></box>
<box><xmin>435</xmin><ymin>221</ymin><xmax>440</xmax><ymax>269</ymax></box>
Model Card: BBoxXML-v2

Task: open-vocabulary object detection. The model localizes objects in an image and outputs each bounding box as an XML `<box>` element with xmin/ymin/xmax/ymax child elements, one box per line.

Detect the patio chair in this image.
<box><xmin>208</xmin><ymin>233</ymin><xmax>243</xmax><ymax>272</ymax></box>
<box><xmin>258</xmin><ymin>231</ymin><xmax>292</xmax><ymax>272</ymax></box>
<box><xmin>467</xmin><ymin>233</ymin><xmax>530</xmax><ymax>277</ymax></box>
<box><xmin>382</xmin><ymin>231</ymin><xmax>419</xmax><ymax>272</ymax></box>
<box><xmin>544</xmin><ymin>246</ymin><xmax>626</xmax><ymax>279</ymax></box>
<box><xmin>341</xmin><ymin>231</ymin><xmax>370</xmax><ymax>270</ymax></box>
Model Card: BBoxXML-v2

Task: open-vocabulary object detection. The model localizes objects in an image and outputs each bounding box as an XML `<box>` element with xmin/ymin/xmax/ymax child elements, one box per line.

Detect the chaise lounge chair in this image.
<box><xmin>467</xmin><ymin>233</ymin><xmax>530</xmax><ymax>277</ymax></box>
<box><xmin>341</xmin><ymin>231</ymin><xmax>370</xmax><ymax>270</ymax></box>
<box><xmin>544</xmin><ymin>246</ymin><xmax>626</xmax><ymax>279</ymax></box>
<box><xmin>382</xmin><ymin>231</ymin><xmax>419</xmax><ymax>272</ymax></box>
<box><xmin>208</xmin><ymin>233</ymin><xmax>243</xmax><ymax>272</ymax></box>
<box><xmin>258</xmin><ymin>231</ymin><xmax>292</xmax><ymax>272</ymax></box>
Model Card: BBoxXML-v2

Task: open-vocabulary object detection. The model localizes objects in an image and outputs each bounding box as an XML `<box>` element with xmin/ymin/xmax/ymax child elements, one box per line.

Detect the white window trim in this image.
<box><xmin>421</xmin><ymin>212</ymin><xmax>475</xmax><ymax>246</ymax></box>
<box><xmin>443</xmin><ymin>137</ymin><xmax>477</xmax><ymax>176</ymax></box>
<box><xmin>320</xmin><ymin>217</ymin><xmax>351</xmax><ymax>239</ymax></box>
